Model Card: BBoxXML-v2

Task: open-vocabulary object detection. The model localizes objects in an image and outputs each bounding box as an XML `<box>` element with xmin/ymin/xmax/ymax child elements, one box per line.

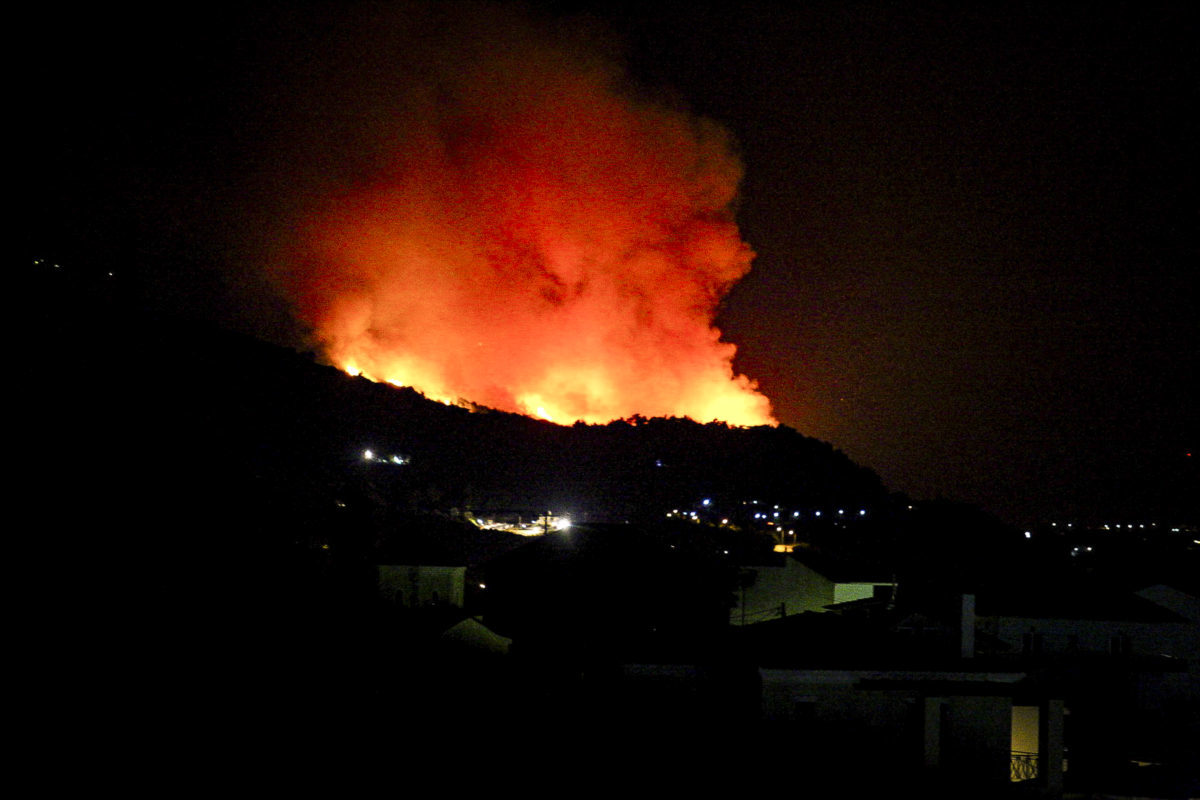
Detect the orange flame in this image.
<box><xmin>280</xmin><ymin>10</ymin><xmax>774</xmax><ymax>427</ymax></box>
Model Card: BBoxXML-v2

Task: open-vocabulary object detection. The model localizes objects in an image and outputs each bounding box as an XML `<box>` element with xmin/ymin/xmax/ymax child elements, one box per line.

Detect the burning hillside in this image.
<box><xmin>270</xmin><ymin>4</ymin><xmax>773</xmax><ymax>426</ymax></box>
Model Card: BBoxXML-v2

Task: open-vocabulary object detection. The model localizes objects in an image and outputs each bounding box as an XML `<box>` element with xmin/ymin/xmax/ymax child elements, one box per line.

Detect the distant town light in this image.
<box><xmin>363</xmin><ymin>449</ymin><xmax>373</xmax><ymax>460</ymax></box>
<box><xmin>702</xmin><ymin>498</ymin><xmax>711</xmax><ymax>506</ymax></box>
<box><xmin>1024</xmin><ymin>531</ymin><xmax>1032</xmax><ymax>539</ymax></box>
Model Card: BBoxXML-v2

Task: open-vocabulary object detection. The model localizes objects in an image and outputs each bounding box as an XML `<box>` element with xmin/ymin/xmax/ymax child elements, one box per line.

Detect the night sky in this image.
<box><xmin>26</xmin><ymin>2</ymin><xmax>1196</xmax><ymax>526</ymax></box>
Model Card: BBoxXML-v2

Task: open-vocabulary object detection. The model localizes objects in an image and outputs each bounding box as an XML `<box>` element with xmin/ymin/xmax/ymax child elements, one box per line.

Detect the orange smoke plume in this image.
<box><xmin>280</xmin><ymin>7</ymin><xmax>773</xmax><ymax>426</ymax></box>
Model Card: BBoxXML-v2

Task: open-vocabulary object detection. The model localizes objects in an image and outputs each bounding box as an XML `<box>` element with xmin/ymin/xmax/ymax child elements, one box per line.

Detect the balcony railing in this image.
<box><xmin>1010</xmin><ymin>750</ymin><xmax>1040</xmax><ymax>782</ymax></box>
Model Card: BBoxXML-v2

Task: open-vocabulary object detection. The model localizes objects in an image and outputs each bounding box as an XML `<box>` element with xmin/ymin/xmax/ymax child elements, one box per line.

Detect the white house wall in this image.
<box><xmin>732</xmin><ymin>559</ymin><xmax>835</xmax><ymax>624</ymax></box>
<box><xmin>760</xmin><ymin>669</ymin><xmax>1025</xmax><ymax>791</ymax></box>
<box><xmin>832</xmin><ymin>582</ymin><xmax>885</xmax><ymax>605</ymax></box>
<box><xmin>377</xmin><ymin>564</ymin><xmax>466</xmax><ymax>608</ymax></box>
<box><xmin>732</xmin><ymin>560</ymin><xmax>892</xmax><ymax>624</ymax></box>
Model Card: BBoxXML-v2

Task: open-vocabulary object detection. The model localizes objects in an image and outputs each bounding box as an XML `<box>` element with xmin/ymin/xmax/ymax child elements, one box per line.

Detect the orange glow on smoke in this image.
<box><xmin>283</xmin><ymin>15</ymin><xmax>774</xmax><ymax>427</ymax></box>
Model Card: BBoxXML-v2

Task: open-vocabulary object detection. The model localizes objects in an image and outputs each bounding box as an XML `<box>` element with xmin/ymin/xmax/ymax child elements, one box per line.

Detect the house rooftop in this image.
<box><xmin>736</xmin><ymin>611</ymin><xmax>966</xmax><ymax>671</ymax></box>
<box><xmin>373</xmin><ymin>513</ymin><xmax>526</xmax><ymax>567</ymax></box>
<box><xmin>975</xmin><ymin>579</ymin><xmax>1188</xmax><ymax>623</ymax></box>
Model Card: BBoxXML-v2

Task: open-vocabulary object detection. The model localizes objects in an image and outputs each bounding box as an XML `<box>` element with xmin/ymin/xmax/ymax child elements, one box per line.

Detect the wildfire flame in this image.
<box><xmin>277</xmin><ymin>6</ymin><xmax>774</xmax><ymax>427</ymax></box>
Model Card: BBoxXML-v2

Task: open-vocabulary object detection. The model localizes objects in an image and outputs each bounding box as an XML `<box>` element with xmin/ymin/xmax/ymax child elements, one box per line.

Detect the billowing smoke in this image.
<box><xmin>270</xmin><ymin>4</ymin><xmax>773</xmax><ymax>426</ymax></box>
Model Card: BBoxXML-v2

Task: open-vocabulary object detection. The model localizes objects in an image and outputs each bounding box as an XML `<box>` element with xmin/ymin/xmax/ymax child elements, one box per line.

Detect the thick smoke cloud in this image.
<box><xmin>267</xmin><ymin>3</ymin><xmax>774</xmax><ymax>425</ymax></box>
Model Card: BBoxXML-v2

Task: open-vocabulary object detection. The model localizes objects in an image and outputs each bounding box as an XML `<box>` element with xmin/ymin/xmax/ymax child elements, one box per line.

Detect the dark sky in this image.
<box><xmin>26</xmin><ymin>1</ymin><xmax>1196</xmax><ymax>526</ymax></box>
